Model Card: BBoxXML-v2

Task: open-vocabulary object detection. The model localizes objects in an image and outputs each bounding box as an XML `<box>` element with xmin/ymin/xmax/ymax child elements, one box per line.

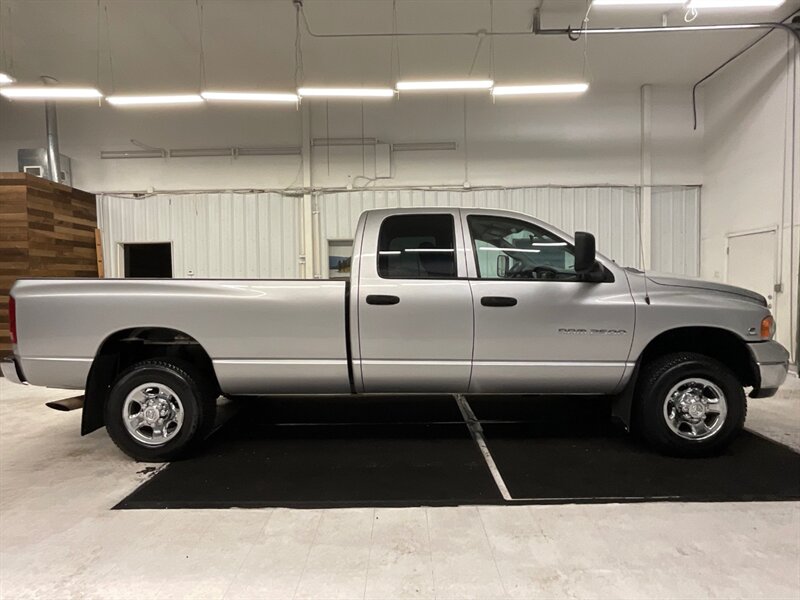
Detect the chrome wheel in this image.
<box><xmin>122</xmin><ymin>383</ymin><xmax>184</xmax><ymax>447</ymax></box>
<box><xmin>663</xmin><ymin>378</ymin><xmax>727</xmax><ymax>441</ymax></box>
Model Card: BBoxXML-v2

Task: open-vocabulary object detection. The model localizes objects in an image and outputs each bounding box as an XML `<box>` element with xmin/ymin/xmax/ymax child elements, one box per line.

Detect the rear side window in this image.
<box><xmin>377</xmin><ymin>214</ymin><xmax>457</xmax><ymax>279</ymax></box>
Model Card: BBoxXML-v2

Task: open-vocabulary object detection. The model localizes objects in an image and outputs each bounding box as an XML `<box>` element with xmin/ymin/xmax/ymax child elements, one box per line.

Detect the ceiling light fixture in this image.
<box><xmin>100</xmin><ymin>149</ymin><xmax>166</xmax><ymax>159</ymax></box>
<box><xmin>592</xmin><ymin>0</ymin><xmax>784</xmax><ymax>5</ymax></box>
<box><xmin>687</xmin><ymin>0</ymin><xmax>785</xmax><ymax>7</ymax></box>
<box><xmin>396</xmin><ymin>80</ymin><xmax>494</xmax><ymax>91</ymax></box>
<box><xmin>201</xmin><ymin>91</ymin><xmax>299</xmax><ymax>103</ymax></box>
<box><xmin>591</xmin><ymin>0</ymin><xmax>682</xmax><ymax>5</ymax></box>
<box><xmin>492</xmin><ymin>83</ymin><xmax>589</xmax><ymax>96</ymax></box>
<box><xmin>297</xmin><ymin>87</ymin><xmax>395</xmax><ymax>98</ymax></box>
<box><xmin>106</xmin><ymin>94</ymin><xmax>204</xmax><ymax>106</ymax></box>
<box><xmin>392</xmin><ymin>142</ymin><xmax>458</xmax><ymax>151</ymax></box>
<box><xmin>0</xmin><ymin>73</ymin><xmax>16</xmax><ymax>85</ymax></box>
<box><xmin>0</xmin><ymin>86</ymin><xmax>103</xmax><ymax>100</ymax></box>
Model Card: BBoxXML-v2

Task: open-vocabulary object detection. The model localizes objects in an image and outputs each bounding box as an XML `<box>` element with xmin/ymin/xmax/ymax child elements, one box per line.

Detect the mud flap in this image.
<box><xmin>611</xmin><ymin>361</ymin><xmax>641</xmax><ymax>432</ymax></box>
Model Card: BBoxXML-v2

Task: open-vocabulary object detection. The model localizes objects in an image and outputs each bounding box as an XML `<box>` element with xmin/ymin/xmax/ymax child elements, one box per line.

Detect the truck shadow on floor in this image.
<box><xmin>115</xmin><ymin>395</ymin><xmax>800</xmax><ymax>509</ymax></box>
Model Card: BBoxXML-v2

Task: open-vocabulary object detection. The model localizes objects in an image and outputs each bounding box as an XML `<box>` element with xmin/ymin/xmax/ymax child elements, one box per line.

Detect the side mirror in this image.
<box><xmin>497</xmin><ymin>254</ymin><xmax>510</xmax><ymax>278</ymax></box>
<box><xmin>574</xmin><ymin>231</ymin><xmax>597</xmax><ymax>274</ymax></box>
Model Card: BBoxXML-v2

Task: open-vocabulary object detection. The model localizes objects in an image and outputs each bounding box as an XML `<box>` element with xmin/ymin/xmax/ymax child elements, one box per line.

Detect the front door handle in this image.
<box><xmin>366</xmin><ymin>294</ymin><xmax>400</xmax><ymax>306</ymax></box>
<box><xmin>481</xmin><ymin>296</ymin><xmax>517</xmax><ymax>307</ymax></box>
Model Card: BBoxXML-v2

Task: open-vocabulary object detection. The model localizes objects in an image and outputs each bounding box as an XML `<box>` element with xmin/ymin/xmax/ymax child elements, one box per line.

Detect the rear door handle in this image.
<box><xmin>366</xmin><ymin>294</ymin><xmax>400</xmax><ymax>306</ymax></box>
<box><xmin>481</xmin><ymin>296</ymin><xmax>517</xmax><ymax>307</ymax></box>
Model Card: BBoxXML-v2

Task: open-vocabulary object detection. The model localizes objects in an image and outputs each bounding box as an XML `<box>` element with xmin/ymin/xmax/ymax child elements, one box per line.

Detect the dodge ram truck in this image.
<box><xmin>2</xmin><ymin>207</ymin><xmax>790</xmax><ymax>461</ymax></box>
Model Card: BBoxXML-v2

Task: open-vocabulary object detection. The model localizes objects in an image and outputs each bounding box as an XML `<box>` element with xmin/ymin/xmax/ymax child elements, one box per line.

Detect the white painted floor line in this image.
<box><xmin>455</xmin><ymin>394</ymin><xmax>513</xmax><ymax>502</ymax></box>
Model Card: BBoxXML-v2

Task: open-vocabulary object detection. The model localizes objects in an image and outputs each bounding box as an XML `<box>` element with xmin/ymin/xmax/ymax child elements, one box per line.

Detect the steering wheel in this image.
<box><xmin>532</xmin><ymin>266</ymin><xmax>559</xmax><ymax>280</ymax></box>
<box><xmin>506</xmin><ymin>262</ymin><xmax>529</xmax><ymax>278</ymax></box>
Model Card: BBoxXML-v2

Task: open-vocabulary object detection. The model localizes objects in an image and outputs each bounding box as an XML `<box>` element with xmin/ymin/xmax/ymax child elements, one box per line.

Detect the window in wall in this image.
<box><xmin>377</xmin><ymin>214</ymin><xmax>457</xmax><ymax>279</ymax></box>
<box><xmin>467</xmin><ymin>215</ymin><xmax>577</xmax><ymax>281</ymax></box>
<box><xmin>123</xmin><ymin>243</ymin><xmax>173</xmax><ymax>278</ymax></box>
<box><xmin>329</xmin><ymin>239</ymin><xmax>353</xmax><ymax>279</ymax></box>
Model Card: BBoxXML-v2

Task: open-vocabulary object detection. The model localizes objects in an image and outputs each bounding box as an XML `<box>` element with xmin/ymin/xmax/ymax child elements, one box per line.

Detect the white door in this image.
<box><xmin>727</xmin><ymin>230</ymin><xmax>776</xmax><ymax>308</ymax></box>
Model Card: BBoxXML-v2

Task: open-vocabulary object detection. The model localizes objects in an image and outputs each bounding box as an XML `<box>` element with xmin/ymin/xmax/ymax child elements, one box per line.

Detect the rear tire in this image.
<box><xmin>634</xmin><ymin>352</ymin><xmax>746</xmax><ymax>457</ymax></box>
<box><xmin>105</xmin><ymin>359</ymin><xmax>217</xmax><ymax>462</ymax></box>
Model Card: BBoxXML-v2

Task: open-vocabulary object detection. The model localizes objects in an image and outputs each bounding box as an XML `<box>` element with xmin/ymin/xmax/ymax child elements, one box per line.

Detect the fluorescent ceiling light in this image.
<box><xmin>592</xmin><ymin>0</ymin><xmax>682</xmax><ymax>5</ymax></box>
<box><xmin>593</xmin><ymin>0</ymin><xmax>783</xmax><ymax>4</ymax></box>
<box><xmin>0</xmin><ymin>73</ymin><xmax>16</xmax><ymax>85</ymax></box>
<box><xmin>396</xmin><ymin>80</ymin><xmax>494</xmax><ymax>91</ymax></box>
<box><xmin>238</xmin><ymin>146</ymin><xmax>302</xmax><ymax>156</ymax></box>
<box><xmin>492</xmin><ymin>83</ymin><xmax>589</xmax><ymax>96</ymax></box>
<box><xmin>313</xmin><ymin>137</ymin><xmax>379</xmax><ymax>146</ymax></box>
<box><xmin>100</xmin><ymin>149</ymin><xmax>166</xmax><ymax>159</ymax></box>
<box><xmin>201</xmin><ymin>91</ymin><xmax>298</xmax><ymax>103</ymax></box>
<box><xmin>392</xmin><ymin>142</ymin><xmax>458</xmax><ymax>151</ymax></box>
<box><xmin>0</xmin><ymin>86</ymin><xmax>102</xmax><ymax>99</ymax></box>
<box><xmin>170</xmin><ymin>148</ymin><xmax>234</xmax><ymax>158</ymax></box>
<box><xmin>106</xmin><ymin>94</ymin><xmax>203</xmax><ymax>106</ymax></box>
<box><xmin>688</xmin><ymin>0</ymin><xmax>785</xmax><ymax>7</ymax></box>
<box><xmin>298</xmin><ymin>87</ymin><xmax>394</xmax><ymax>98</ymax></box>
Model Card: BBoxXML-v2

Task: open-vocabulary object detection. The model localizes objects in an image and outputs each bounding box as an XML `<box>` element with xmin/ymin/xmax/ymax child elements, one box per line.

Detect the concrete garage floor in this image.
<box><xmin>1</xmin><ymin>376</ymin><xmax>799</xmax><ymax>600</ymax></box>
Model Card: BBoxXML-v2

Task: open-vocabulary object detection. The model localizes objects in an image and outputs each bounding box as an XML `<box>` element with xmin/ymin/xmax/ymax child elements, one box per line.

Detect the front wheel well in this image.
<box><xmin>81</xmin><ymin>327</ymin><xmax>220</xmax><ymax>435</ymax></box>
<box><xmin>638</xmin><ymin>327</ymin><xmax>756</xmax><ymax>387</ymax></box>
<box><xmin>612</xmin><ymin>327</ymin><xmax>755</xmax><ymax>431</ymax></box>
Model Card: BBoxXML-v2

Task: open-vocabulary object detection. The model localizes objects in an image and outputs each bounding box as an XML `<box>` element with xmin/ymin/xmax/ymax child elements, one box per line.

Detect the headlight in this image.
<box><xmin>760</xmin><ymin>315</ymin><xmax>776</xmax><ymax>340</ymax></box>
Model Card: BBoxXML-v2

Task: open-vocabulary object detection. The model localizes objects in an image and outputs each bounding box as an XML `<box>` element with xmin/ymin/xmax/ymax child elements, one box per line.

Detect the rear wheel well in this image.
<box><xmin>81</xmin><ymin>328</ymin><xmax>219</xmax><ymax>435</ymax></box>
<box><xmin>639</xmin><ymin>327</ymin><xmax>755</xmax><ymax>387</ymax></box>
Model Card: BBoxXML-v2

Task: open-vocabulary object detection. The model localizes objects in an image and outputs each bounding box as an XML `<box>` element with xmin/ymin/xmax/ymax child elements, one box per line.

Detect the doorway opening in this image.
<box><xmin>123</xmin><ymin>243</ymin><xmax>173</xmax><ymax>278</ymax></box>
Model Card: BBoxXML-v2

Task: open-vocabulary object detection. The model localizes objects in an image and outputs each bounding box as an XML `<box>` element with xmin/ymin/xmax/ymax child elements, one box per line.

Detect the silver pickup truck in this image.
<box><xmin>3</xmin><ymin>207</ymin><xmax>790</xmax><ymax>461</ymax></box>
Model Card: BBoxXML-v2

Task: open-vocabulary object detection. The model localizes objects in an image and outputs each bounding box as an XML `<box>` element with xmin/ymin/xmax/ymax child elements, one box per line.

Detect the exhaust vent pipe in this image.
<box><xmin>42</xmin><ymin>76</ymin><xmax>61</xmax><ymax>183</ymax></box>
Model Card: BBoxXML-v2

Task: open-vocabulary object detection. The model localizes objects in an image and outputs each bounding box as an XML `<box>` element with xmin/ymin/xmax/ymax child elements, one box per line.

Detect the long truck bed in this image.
<box><xmin>10</xmin><ymin>278</ymin><xmax>351</xmax><ymax>394</ymax></box>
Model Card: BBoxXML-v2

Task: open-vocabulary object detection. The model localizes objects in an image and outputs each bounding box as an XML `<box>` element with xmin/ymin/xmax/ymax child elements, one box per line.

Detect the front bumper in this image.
<box><xmin>0</xmin><ymin>357</ymin><xmax>26</xmax><ymax>385</ymax></box>
<box><xmin>747</xmin><ymin>340</ymin><xmax>789</xmax><ymax>398</ymax></box>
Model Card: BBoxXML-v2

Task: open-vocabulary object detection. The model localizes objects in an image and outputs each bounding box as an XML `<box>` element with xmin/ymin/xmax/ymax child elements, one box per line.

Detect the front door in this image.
<box><xmin>463</xmin><ymin>212</ymin><xmax>635</xmax><ymax>394</ymax></box>
<box><xmin>355</xmin><ymin>210</ymin><xmax>473</xmax><ymax>393</ymax></box>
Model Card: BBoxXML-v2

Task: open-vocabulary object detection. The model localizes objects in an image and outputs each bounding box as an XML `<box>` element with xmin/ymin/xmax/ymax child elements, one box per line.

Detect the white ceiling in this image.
<box><xmin>0</xmin><ymin>0</ymin><xmax>798</xmax><ymax>92</ymax></box>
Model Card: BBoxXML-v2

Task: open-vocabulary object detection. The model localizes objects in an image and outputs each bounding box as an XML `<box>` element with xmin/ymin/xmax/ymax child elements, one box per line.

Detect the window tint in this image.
<box><xmin>378</xmin><ymin>214</ymin><xmax>457</xmax><ymax>279</ymax></box>
<box><xmin>468</xmin><ymin>215</ymin><xmax>577</xmax><ymax>281</ymax></box>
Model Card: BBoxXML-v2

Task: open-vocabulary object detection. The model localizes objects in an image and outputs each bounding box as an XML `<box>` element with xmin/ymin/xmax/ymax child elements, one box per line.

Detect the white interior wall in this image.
<box><xmin>0</xmin><ymin>84</ymin><xmax>702</xmax><ymax>192</ymax></box>
<box><xmin>701</xmin><ymin>32</ymin><xmax>799</xmax><ymax>358</ymax></box>
<box><xmin>98</xmin><ymin>185</ymin><xmax>700</xmax><ymax>280</ymax></box>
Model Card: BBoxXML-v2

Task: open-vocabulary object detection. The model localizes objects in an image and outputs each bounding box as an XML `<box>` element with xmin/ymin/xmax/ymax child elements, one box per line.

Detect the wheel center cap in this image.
<box><xmin>143</xmin><ymin>406</ymin><xmax>160</xmax><ymax>424</ymax></box>
<box><xmin>687</xmin><ymin>402</ymin><xmax>705</xmax><ymax>419</ymax></box>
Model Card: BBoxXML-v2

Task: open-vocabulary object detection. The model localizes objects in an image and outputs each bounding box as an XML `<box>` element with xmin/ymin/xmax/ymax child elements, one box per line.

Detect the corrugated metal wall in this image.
<box><xmin>320</xmin><ymin>186</ymin><xmax>700</xmax><ymax>275</ymax></box>
<box><xmin>98</xmin><ymin>192</ymin><xmax>300</xmax><ymax>278</ymax></box>
<box><xmin>99</xmin><ymin>185</ymin><xmax>699</xmax><ymax>279</ymax></box>
<box><xmin>651</xmin><ymin>186</ymin><xmax>701</xmax><ymax>277</ymax></box>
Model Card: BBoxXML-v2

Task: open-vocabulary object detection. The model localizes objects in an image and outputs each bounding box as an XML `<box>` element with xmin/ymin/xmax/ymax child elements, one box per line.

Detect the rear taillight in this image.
<box><xmin>8</xmin><ymin>296</ymin><xmax>16</xmax><ymax>344</ymax></box>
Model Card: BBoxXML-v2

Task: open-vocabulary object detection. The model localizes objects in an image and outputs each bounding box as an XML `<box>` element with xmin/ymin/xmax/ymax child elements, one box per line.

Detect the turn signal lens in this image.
<box><xmin>760</xmin><ymin>316</ymin><xmax>775</xmax><ymax>339</ymax></box>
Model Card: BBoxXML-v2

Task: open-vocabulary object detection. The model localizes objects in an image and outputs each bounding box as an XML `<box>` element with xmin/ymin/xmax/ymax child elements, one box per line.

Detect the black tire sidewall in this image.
<box><xmin>105</xmin><ymin>362</ymin><xmax>205</xmax><ymax>461</ymax></box>
<box><xmin>638</xmin><ymin>354</ymin><xmax>746</xmax><ymax>456</ymax></box>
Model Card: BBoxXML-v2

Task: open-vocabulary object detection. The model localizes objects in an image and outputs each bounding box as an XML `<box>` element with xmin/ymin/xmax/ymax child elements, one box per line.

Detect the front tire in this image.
<box><xmin>105</xmin><ymin>359</ymin><xmax>217</xmax><ymax>461</ymax></box>
<box><xmin>635</xmin><ymin>352</ymin><xmax>746</xmax><ymax>457</ymax></box>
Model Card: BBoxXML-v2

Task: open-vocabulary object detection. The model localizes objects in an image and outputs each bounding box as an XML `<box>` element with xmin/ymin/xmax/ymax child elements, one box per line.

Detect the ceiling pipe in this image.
<box><xmin>531</xmin><ymin>7</ymin><xmax>800</xmax><ymax>42</ymax></box>
<box><xmin>691</xmin><ymin>14</ymin><xmax>800</xmax><ymax>129</ymax></box>
<box><xmin>41</xmin><ymin>75</ymin><xmax>62</xmax><ymax>184</ymax></box>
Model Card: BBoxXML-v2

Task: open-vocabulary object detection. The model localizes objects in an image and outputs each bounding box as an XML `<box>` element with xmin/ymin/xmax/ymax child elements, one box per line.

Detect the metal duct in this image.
<box><xmin>41</xmin><ymin>76</ymin><xmax>61</xmax><ymax>183</ymax></box>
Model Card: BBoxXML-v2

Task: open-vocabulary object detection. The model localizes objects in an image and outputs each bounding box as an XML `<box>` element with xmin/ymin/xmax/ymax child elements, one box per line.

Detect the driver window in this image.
<box><xmin>467</xmin><ymin>215</ymin><xmax>577</xmax><ymax>281</ymax></box>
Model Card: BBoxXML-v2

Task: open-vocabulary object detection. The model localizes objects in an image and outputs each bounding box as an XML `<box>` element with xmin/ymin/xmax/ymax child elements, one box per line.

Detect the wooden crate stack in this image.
<box><xmin>0</xmin><ymin>173</ymin><xmax>99</xmax><ymax>355</ymax></box>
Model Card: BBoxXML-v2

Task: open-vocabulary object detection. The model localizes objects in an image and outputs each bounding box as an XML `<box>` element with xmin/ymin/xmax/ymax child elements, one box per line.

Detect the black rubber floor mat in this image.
<box><xmin>482</xmin><ymin>422</ymin><xmax>800</xmax><ymax>503</ymax></box>
<box><xmin>116</xmin><ymin>396</ymin><xmax>800</xmax><ymax>509</ymax></box>
<box><xmin>239</xmin><ymin>394</ymin><xmax>464</xmax><ymax>425</ymax></box>
<box><xmin>116</xmin><ymin>398</ymin><xmax>502</xmax><ymax>509</ymax></box>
